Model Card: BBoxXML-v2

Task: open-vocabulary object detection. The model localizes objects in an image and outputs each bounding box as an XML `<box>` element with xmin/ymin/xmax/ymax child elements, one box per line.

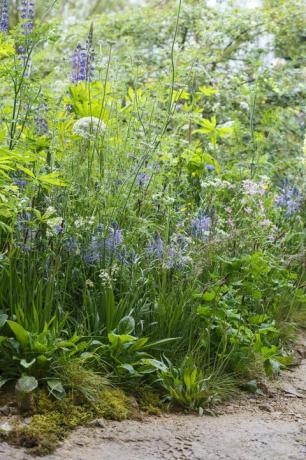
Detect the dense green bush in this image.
<box><xmin>0</xmin><ymin>0</ymin><xmax>305</xmax><ymax>415</ymax></box>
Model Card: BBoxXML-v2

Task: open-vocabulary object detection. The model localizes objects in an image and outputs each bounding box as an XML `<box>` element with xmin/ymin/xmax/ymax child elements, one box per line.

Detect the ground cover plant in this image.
<box><xmin>0</xmin><ymin>0</ymin><xmax>305</xmax><ymax>454</ymax></box>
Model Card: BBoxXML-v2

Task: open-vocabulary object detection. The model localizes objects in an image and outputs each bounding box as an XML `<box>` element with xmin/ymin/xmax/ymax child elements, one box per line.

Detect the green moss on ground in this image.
<box><xmin>0</xmin><ymin>388</ymin><xmax>142</xmax><ymax>456</ymax></box>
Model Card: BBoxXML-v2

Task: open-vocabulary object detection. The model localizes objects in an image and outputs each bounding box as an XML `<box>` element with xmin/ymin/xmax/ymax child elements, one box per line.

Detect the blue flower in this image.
<box><xmin>105</xmin><ymin>224</ymin><xmax>123</xmax><ymax>253</ymax></box>
<box><xmin>83</xmin><ymin>236</ymin><xmax>102</xmax><ymax>265</ymax></box>
<box><xmin>20</xmin><ymin>1</ymin><xmax>35</xmax><ymax>35</ymax></box>
<box><xmin>55</xmin><ymin>223</ymin><xmax>64</xmax><ymax>235</ymax></box>
<box><xmin>205</xmin><ymin>164</ymin><xmax>215</xmax><ymax>172</ymax></box>
<box><xmin>136</xmin><ymin>172</ymin><xmax>150</xmax><ymax>187</ymax></box>
<box><xmin>190</xmin><ymin>214</ymin><xmax>211</xmax><ymax>239</ymax></box>
<box><xmin>14</xmin><ymin>179</ymin><xmax>27</xmax><ymax>188</ymax></box>
<box><xmin>147</xmin><ymin>234</ymin><xmax>164</xmax><ymax>259</ymax></box>
<box><xmin>276</xmin><ymin>185</ymin><xmax>302</xmax><ymax>216</ymax></box>
<box><xmin>65</xmin><ymin>236</ymin><xmax>78</xmax><ymax>253</ymax></box>
<box><xmin>71</xmin><ymin>42</ymin><xmax>95</xmax><ymax>84</ymax></box>
<box><xmin>35</xmin><ymin>103</ymin><xmax>48</xmax><ymax>135</ymax></box>
<box><xmin>118</xmin><ymin>247</ymin><xmax>139</xmax><ymax>266</ymax></box>
<box><xmin>0</xmin><ymin>0</ymin><xmax>9</xmax><ymax>34</ymax></box>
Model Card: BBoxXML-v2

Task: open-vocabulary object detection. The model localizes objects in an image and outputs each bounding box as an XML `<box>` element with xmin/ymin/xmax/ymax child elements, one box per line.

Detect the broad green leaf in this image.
<box><xmin>37</xmin><ymin>172</ymin><xmax>67</xmax><ymax>187</ymax></box>
<box><xmin>119</xmin><ymin>363</ymin><xmax>137</xmax><ymax>374</ymax></box>
<box><xmin>0</xmin><ymin>313</ymin><xmax>8</xmax><ymax>328</ymax></box>
<box><xmin>128</xmin><ymin>337</ymin><xmax>149</xmax><ymax>352</ymax></box>
<box><xmin>0</xmin><ymin>377</ymin><xmax>8</xmax><ymax>388</ymax></box>
<box><xmin>17</xmin><ymin>165</ymin><xmax>35</xmax><ymax>179</ymax></box>
<box><xmin>108</xmin><ymin>332</ymin><xmax>136</xmax><ymax>347</ymax></box>
<box><xmin>198</xmin><ymin>86</ymin><xmax>217</xmax><ymax>96</ymax></box>
<box><xmin>20</xmin><ymin>358</ymin><xmax>36</xmax><ymax>369</ymax></box>
<box><xmin>16</xmin><ymin>375</ymin><xmax>38</xmax><ymax>393</ymax></box>
<box><xmin>138</xmin><ymin>358</ymin><xmax>168</xmax><ymax>372</ymax></box>
<box><xmin>117</xmin><ymin>316</ymin><xmax>135</xmax><ymax>335</ymax></box>
<box><xmin>0</xmin><ymin>41</ymin><xmax>15</xmax><ymax>59</ymax></box>
<box><xmin>7</xmin><ymin>321</ymin><xmax>29</xmax><ymax>347</ymax></box>
<box><xmin>47</xmin><ymin>379</ymin><xmax>66</xmax><ymax>400</ymax></box>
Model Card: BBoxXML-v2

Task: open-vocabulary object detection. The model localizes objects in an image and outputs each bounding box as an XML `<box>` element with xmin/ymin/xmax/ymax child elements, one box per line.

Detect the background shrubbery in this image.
<box><xmin>0</xmin><ymin>0</ymin><xmax>305</xmax><ymax>412</ymax></box>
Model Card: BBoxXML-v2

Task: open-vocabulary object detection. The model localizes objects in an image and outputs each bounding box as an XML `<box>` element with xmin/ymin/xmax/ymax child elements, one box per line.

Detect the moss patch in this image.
<box><xmin>0</xmin><ymin>388</ymin><xmax>140</xmax><ymax>456</ymax></box>
<box><xmin>136</xmin><ymin>389</ymin><xmax>163</xmax><ymax>416</ymax></box>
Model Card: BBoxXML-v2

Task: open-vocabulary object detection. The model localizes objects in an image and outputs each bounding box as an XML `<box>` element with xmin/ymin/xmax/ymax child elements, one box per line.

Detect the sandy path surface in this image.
<box><xmin>1</xmin><ymin>338</ymin><xmax>305</xmax><ymax>460</ymax></box>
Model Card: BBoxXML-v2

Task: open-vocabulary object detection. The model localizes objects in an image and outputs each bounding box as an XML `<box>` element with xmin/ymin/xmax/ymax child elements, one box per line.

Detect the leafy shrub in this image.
<box><xmin>0</xmin><ymin>0</ymin><xmax>305</xmax><ymax>423</ymax></box>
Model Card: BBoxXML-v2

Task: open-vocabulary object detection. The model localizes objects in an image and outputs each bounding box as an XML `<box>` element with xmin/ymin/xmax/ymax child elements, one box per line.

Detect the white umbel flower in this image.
<box><xmin>72</xmin><ymin>117</ymin><xmax>106</xmax><ymax>139</ymax></box>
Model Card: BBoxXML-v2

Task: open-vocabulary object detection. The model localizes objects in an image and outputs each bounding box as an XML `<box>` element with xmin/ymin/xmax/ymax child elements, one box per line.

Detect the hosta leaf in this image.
<box><xmin>20</xmin><ymin>358</ymin><xmax>36</xmax><ymax>369</ymax></box>
<box><xmin>119</xmin><ymin>363</ymin><xmax>137</xmax><ymax>374</ymax></box>
<box><xmin>0</xmin><ymin>313</ymin><xmax>8</xmax><ymax>328</ymax></box>
<box><xmin>0</xmin><ymin>377</ymin><xmax>8</xmax><ymax>388</ymax></box>
<box><xmin>117</xmin><ymin>316</ymin><xmax>135</xmax><ymax>335</ymax></box>
<box><xmin>16</xmin><ymin>376</ymin><xmax>38</xmax><ymax>393</ymax></box>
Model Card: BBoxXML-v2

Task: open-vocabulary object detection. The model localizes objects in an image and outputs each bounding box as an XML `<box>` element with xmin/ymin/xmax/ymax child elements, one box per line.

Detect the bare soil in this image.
<box><xmin>1</xmin><ymin>336</ymin><xmax>306</xmax><ymax>460</ymax></box>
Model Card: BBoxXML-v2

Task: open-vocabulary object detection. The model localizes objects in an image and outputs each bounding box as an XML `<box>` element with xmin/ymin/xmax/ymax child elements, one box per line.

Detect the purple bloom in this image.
<box><xmin>84</xmin><ymin>252</ymin><xmax>100</xmax><ymax>265</ymax></box>
<box><xmin>147</xmin><ymin>234</ymin><xmax>164</xmax><ymax>259</ymax></box>
<box><xmin>105</xmin><ymin>224</ymin><xmax>123</xmax><ymax>253</ymax></box>
<box><xmin>165</xmin><ymin>233</ymin><xmax>190</xmax><ymax>269</ymax></box>
<box><xmin>276</xmin><ymin>185</ymin><xmax>302</xmax><ymax>216</ymax></box>
<box><xmin>35</xmin><ymin>102</ymin><xmax>48</xmax><ymax>135</ymax></box>
<box><xmin>242</xmin><ymin>180</ymin><xmax>266</xmax><ymax>196</ymax></box>
<box><xmin>83</xmin><ymin>236</ymin><xmax>102</xmax><ymax>265</ymax></box>
<box><xmin>18</xmin><ymin>242</ymin><xmax>32</xmax><ymax>252</ymax></box>
<box><xmin>16</xmin><ymin>211</ymin><xmax>36</xmax><ymax>251</ymax></box>
<box><xmin>118</xmin><ymin>247</ymin><xmax>139</xmax><ymax>266</ymax></box>
<box><xmin>0</xmin><ymin>0</ymin><xmax>9</xmax><ymax>34</ymax></box>
<box><xmin>55</xmin><ymin>222</ymin><xmax>65</xmax><ymax>235</ymax></box>
<box><xmin>16</xmin><ymin>1</ymin><xmax>35</xmax><ymax>76</ymax></box>
<box><xmin>71</xmin><ymin>25</ymin><xmax>95</xmax><ymax>84</ymax></box>
<box><xmin>136</xmin><ymin>172</ymin><xmax>150</xmax><ymax>187</ymax></box>
<box><xmin>71</xmin><ymin>42</ymin><xmax>94</xmax><ymax>84</ymax></box>
<box><xmin>17</xmin><ymin>45</ymin><xmax>31</xmax><ymax>76</ymax></box>
<box><xmin>191</xmin><ymin>214</ymin><xmax>211</xmax><ymax>239</ymax></box>
<box><xmin>71</xmin><ymin>44</ymin><xmax>87</xmax><ymax>84</ymax></box>
<box><xmin>19</xmin><ymin>1</ymin><xmax>35</xmax><ymax>35</ymax></box>
<box><xmin>164</xmin><ymin>245</ymin><xmax>190</xmax><ymax>269</ymax></box>
<box><xmin>205</xmin><ymin>164</ymin><xmax>215</xmax><ymax>172</ymax></box>
<box><xmin>14</xmin><ymin>179</ymin><xmax>27</xmax><ymax>188</ymax></box>
<box><xmin>66</xmin><ymin>236</ymin><xmax>78</xmax><ymax>253</ymax></box>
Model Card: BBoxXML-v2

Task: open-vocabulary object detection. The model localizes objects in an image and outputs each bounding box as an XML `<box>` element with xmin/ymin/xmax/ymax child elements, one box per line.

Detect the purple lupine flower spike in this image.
<box><xmin>85</xmin><ymin>22</ymin><xmax>95</xmax><ymax>82</ymax></box>
<box><xmin>20</xmin><ymin>0</ymin><xmax>35</xmax><ymax>36</ymax></box>
<box><xmin>35</xmin><ymin>102</ymin><xmax>48</xmax><ymax>135</ymax></box>
<box><xmin>0</xmin><ymin>0</ymin><xmax>9</xmax><ymax>34</ymax></box>
<box><xmin>71</xmin><ymin>24</ymin><xmax>95</xmax><ymax>84</ymax></box>
<box><xmin>71</xmin><ymin>44</ymin><xmax>88</xmax><ymax>84</ymax></box>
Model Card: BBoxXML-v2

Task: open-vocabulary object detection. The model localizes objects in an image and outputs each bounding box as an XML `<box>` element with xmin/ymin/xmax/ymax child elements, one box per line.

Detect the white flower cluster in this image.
<box><xmin>98</xmin><ymin>265</ymin><xmax>119</xmax><ymax>287</ymax></box>
<box><xmin>72</xmin><ymin>117</ymin><xmax>106</xmax><ymax>140</ymax></box>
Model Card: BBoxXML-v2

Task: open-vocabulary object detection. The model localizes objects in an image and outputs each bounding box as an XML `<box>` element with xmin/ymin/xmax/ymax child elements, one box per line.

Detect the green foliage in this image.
<box><xmin>158</xmin><ymin>358</ymin><xmax>236</xmax><ymax>410</ymax></box>
<box><xmin>0</xmin><ymin>0</ymin><xmax>305</xmax><ymax>433</ymax></box>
